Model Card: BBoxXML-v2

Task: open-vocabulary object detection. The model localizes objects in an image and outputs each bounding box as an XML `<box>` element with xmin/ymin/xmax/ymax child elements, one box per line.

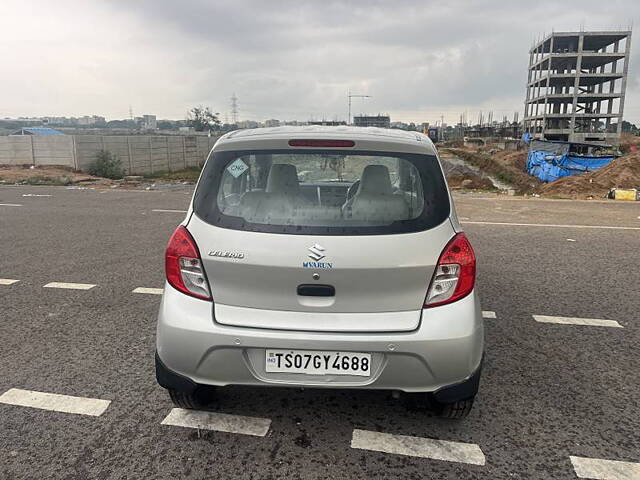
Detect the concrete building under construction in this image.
<box><xmin>524</xmin><ymin>30</ymin><xmax>632</xmax><ymax>145</ymax></box>
<box><xmin>353</xmin><ymin>115</ymin><xmax>391</xmax><ymax>128</ymax></box>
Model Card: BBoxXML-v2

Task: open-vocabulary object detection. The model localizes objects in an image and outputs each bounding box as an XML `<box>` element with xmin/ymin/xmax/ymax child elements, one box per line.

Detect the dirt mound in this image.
<box><xmin>440</xmin><ymin>139</ymin><xmax>465</xmax><ymax>148</ymax></box>
<box><xmin>540</xmin><ymin>153</ymin><xmax>640</xmax><ymax>199</ymax></box>
<box><xmin>496</xmin><ymin>151</ymin><xmax>528</xmax><ymax>171</ymax></box>
<box><xmin>440</xmin><ymin>154</ymin><xmax>497</xmax><ymax>190</ymax></box>
<box><xmin>446</xmin><ymin>173</ymin><xmax>495</xmax><ymax>190</ymax></box>
<box><xmin>620</xmin><ymin>134</ymin><xmax>640</xmax><ymax>154</ymax></box>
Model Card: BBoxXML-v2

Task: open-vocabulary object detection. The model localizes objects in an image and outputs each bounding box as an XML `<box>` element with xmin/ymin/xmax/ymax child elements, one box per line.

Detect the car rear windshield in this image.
<box><xmin>193</xmin><ymin>149</ymin><xmax>450</xmax><ymax>235</ymax></box>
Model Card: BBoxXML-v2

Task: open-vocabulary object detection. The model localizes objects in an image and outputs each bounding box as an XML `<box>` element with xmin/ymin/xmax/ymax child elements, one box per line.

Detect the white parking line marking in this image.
<box><xmin>22</xmin><ymin>194</ymin><xmax>52</xmax><ymax>197</ymax></box>
<box><xmin>533</xmin><ymin>315</ymin><xmax>622</xmax><ymax>328</ymax></box>
<box><xmin>43</xmin><ymin>282</ymin><xmax>96</xmax><ymax>290</ymax></box>
<box><xmin>132</xmin><ymin>287</ymin><xmax>164</xmax><ymax>295</ymax></box>
<box><xmin>461</xmin><ymin>221</ymin><xmax>640</xmax><ymax>231</ymax></box>
<box><xmin>482</xmin><ymin>311</ymin><xmax>496</xmax><ymax>319</ymax></box>
<box><xmin>152</xmin><ymin>209</ymin><xmax>188</xmax><ymax>213</ymax></box>
<box><xmin>161</xmin><ymin>408</ymin><xmax>271</xmax><ymax>437</ymax></box>
<box><xmin>350</xmin><ymin>429</ymin><xmax>485</xmax><ymax>466</ymax></box>
<box><xmin>0</xmin><ymin>279</ymin><xmax>19</xmax><ymax>285</ymax></box>
<box><xmin>0</xmin><ymin>203</ymin><xmax>23</xmax><ymax>207</ymax></box>
<box><xmin>0</xmin><ymin>388</ymin><xmax>110</xmax><ymax>416</ymax></box>
<box><xmin>570</xmin><ymin>455</ymin><xmax>640</xmax><ymax>479</ymax></box>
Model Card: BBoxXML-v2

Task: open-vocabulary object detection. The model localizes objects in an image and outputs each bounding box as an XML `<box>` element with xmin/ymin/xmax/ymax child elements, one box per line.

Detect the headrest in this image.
<box><xmin>266</xmin><ymin>164</ymin><xmax>299</xmax><ymax>193</ymax></box>
<box><xmin>357</xmin><ymin>165</ymin><xmax>393</xmax><ymax>195</ymax></box>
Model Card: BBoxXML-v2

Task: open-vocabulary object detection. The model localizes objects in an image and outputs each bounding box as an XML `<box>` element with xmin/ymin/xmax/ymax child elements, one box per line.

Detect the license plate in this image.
<box><xmin>265</xmin><ymin>349</ymin><xmax>372</xmax><ymax>377</ymax></box>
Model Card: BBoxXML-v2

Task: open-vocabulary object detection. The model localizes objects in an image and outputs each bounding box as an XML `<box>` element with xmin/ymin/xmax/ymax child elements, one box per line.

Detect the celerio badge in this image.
<box><xmin>209</xmin><ymin>250</ymin><xmax>244</xmax><ymax>259</ymax></box>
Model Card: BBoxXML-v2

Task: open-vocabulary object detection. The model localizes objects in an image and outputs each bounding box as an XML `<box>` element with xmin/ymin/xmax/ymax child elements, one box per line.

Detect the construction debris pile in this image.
<box><xmin>442</xmin><ymin>147</ymin><xmax>540</xmax><ymax>194</ymax></box>
<box><xmin>440</xmin><ymin>132</ymin><xmax>640</xmax><ymax>199</ymax></box>
<box><xmin>539</xmin><ymin>153</ymin><xmax>640</xmax><ymax>199</ymax></box>
<box><xmin>439</xmin><ymin>153</ymin><xmax>496</xmax><ymax>190</ymax></box>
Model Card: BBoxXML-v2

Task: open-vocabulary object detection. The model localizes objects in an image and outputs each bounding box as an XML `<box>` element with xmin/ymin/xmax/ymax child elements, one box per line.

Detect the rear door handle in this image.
<box><xmin>297</xmin><ymin>284</ymin><xmax>335</xmax><ymax>297</ymax></box>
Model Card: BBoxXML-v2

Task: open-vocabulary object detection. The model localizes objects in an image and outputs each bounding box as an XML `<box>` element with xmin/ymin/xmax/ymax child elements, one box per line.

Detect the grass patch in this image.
<box><xmin>22</xmin><ymin>175</ymin><xmax>73</xmax><ymax>186</ymax></box>
<box><xmin>144</xmin><ymin>167</ymin><xmax>202</xmax><ymax>182</ymax></box>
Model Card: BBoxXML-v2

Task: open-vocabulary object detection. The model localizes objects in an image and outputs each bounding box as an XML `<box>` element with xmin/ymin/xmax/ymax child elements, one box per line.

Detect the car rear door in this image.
<box><xmin>187</xmin><ymin>143</ymin><xmax>453</xmax><ymax>333</ymax></box>
<box><xmin>187</xmin><ymin>214</ymin><xmax>455</xmax><ymax>332</ymax></box>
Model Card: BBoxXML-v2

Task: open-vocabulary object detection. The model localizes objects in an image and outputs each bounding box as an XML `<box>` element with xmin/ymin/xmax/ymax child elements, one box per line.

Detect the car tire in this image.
<box><xmin>437</xmin><ymin>397</ymin><xmax>475</xmax><ymax>419</ymax></box>
<box><xmin>168</xmin><ymin>386</ymin><xmax>216</xmax><ymax>409</ymax></box>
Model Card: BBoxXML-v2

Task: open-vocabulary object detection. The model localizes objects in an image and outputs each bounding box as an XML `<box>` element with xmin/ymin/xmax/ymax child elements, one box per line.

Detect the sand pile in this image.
<box><xmin>540</xmin><ymin>152</ymin><xmax>640</xmax><ymax>199</ymax></box>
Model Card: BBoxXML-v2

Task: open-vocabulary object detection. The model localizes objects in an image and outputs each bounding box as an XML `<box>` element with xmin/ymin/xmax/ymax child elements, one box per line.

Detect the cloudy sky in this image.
<box><xmin>2</xmin><ymin>0</ymin><xmax>639</xmax><ymax>124</ymax></box>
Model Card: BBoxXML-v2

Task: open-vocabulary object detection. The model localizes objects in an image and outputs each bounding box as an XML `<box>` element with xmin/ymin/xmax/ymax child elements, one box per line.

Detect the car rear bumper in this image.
<box><xmin>156</xmin><ymin>283</ymin><xmax>484</xmax><ymax>394</ymax></box>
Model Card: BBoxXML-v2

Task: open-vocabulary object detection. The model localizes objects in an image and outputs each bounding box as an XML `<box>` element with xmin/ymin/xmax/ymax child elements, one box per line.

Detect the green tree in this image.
<box><xmin>187</xmin><ymin>106</ymin><xmax>221</xmax><ymax>132</ymax></box>
<box><xmin>88</xmin><ymin>150</ymin><xmax>125</xmax><ymax>179</ymax></box>
<box><xmin>622</xmin><ymin>120</ymin><xmax>638</xmax><ymax>134</ymax></box>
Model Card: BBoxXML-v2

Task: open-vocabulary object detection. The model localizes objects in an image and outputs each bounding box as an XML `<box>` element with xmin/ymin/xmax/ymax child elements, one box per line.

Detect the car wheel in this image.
<box><xmin>168</xmin><ymin>386</ymin><xmax>216</xmax><ymax>409</ymax></box>
<box><xmin>437</xmin><ymin>397</ymin><xmax>475</xmax><ymax>419</ymax></box>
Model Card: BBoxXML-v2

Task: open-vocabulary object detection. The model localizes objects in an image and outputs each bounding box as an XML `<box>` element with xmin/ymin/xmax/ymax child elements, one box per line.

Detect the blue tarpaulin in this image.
<box><xmin>526</xmin><ymin>140</ymin><xmax>615</xmax><ymax>182</ymax></box>
<box><xmin>10</xmin><ymin>127</ymin><xmax>64</xmax><ymax>136</ymax></box>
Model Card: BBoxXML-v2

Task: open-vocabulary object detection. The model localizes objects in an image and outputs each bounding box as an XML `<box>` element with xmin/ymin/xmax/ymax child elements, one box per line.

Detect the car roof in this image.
<box><xmin>213</xmin><ymin>126</ymin><xmax>437</xmax><ymax>155</ymax></box>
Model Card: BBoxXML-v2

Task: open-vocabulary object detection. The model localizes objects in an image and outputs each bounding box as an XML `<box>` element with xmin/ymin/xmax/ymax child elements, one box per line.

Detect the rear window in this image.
<box><xmin>193</xmin><ymin>149</ymin><xmax>449</xmax><ymax>235</ymax></box>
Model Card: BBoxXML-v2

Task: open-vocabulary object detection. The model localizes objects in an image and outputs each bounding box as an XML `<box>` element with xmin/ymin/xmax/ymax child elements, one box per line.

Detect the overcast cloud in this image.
<box><xmin>1</xmin><ymin>0</ymin><xmax>639</xmax><ymax>124</ymax></box>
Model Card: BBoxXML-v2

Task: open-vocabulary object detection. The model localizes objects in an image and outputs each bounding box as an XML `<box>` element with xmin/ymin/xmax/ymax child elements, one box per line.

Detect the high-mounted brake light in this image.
<box><xmin>424</xmin><ymin>233</ymin><xmax>476</xmax><ymax>308</ymax></box>
<box><xmin>165</xmin><ymin>226</ymin><xmax>211</xmax><ymax>301</ymax></box>
<box><xmin>288</xmin><ymin>139</ymin><xmax>355</xmax><ymax>148</ymax></box>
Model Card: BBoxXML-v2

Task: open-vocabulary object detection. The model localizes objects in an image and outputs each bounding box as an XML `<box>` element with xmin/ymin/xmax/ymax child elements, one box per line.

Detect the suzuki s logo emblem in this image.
<box><xmin>303</xmin><ymin>244</ymin><xmax>332</xmax><ymax>269</ymax></box>
<box><xmin>307</xmin><ymin>243</ymin><xmax>326</xmax><ymax>261</ymax></box>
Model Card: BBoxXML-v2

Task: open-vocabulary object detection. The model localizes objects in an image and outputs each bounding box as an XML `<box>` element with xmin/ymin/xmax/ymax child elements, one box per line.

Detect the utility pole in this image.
<box><xmin>230</xmin><ymin>93</ymin><xmax>239</xmax><ymax>125</ymax></box>
<box><xmin>347</xmin><ymin>90</ymin><xmax>371</xmax><ymax>125</ymax></box>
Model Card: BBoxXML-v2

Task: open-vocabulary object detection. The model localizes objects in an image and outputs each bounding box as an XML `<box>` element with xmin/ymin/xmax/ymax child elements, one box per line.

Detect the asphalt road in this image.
<box><xmin>1</xmin><ymin>185</ymin><xmax>639</xmax><ymax>479</ymax></box>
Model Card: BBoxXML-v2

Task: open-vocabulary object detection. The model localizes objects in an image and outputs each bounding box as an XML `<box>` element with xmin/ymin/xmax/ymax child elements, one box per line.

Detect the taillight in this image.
<box><xmin>424</xmin><ymin>233</ymin><xmax>476</xmax><ymax>307</ymax></box>
<box><xmin>165</xmin><ymin>226</ymin><xmax>211</xmax><ymax>301</ymax></box>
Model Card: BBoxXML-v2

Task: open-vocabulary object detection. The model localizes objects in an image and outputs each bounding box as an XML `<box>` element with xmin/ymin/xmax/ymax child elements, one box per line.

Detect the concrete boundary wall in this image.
<box><xmin>0</xmin><ymin>135</ymin><xmax>219</xmax><ymax>175</ymax></box>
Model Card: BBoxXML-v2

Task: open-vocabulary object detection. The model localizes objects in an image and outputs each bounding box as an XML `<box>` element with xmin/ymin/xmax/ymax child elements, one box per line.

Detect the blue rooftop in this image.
<box><xmin>12</xmin><ymin>127</ymin><xmax>64</xmax><ymax>135</ymax></box>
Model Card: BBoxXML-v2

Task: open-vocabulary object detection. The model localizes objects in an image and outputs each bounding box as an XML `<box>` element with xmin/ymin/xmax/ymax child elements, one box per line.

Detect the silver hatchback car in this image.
<box><xmin>156</xmin><ymin>126</ymin><xmax>483</xmax><ymax>418</ymax></box>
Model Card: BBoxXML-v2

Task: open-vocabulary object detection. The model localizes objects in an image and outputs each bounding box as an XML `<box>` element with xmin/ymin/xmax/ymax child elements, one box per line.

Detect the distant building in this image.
<box><xmin>307</xmin><ymin>120</ymin><xmax>347</xmax><ymax>126</ymax></box>
<box><xmin>141</xmin><ymin>115</ymin><xmax>157</xmax><ymax>130</ymax></box>
<box><xmin>43</xmin><ymin>116</ymin><xmax>76</xmax><ymax>126</ymax></box>
<box><xmin>264</xmin><ymin>119</ymin><xmax>280</xmax><ymax>128</ymax></box>
<box><xmin>427</xmin><ymin>127</ymin><xmax>439</xmax><ymax>143</ymax></box>
<box><xmin>10</xmin><ymin>127</ymin><xmax>64</xmax><ymax>135</ymax></box>
<box><xmin>77</xmin><ymin>115</ymin><xmax>106</xmax><ymax>126</ymax></box>
<box><xmin>353</xmin><ymin>115</ymin><xmax>391</xmax><ymax>128</ymax></box>
<box><xmin>237</xmin><ymin>120</ymin><xmax>259</xmax><ymax>129</ymax></box>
